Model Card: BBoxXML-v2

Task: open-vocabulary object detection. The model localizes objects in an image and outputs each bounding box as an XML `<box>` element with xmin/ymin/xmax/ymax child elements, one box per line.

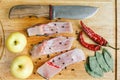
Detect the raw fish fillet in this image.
<box><xmin>27</xmin><ymin>22</ymin><xmax>73</xmax><ymax>36</ymax></box>
<box><xmin>30</xmin><ymin>36</ymin><xmax>74</xmax><ymax>57</ymax></box>
<box><xmin>37</xmin><ymin>48</ymin><xmax>85</xmax><ymax>79</ymax></box>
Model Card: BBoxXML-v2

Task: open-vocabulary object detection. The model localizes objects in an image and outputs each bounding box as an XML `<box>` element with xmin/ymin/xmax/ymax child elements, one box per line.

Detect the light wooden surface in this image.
<box><xmin>0</xmin><ymin>0</ymin><xmax>117</xmax><ymax>80</ymax></box>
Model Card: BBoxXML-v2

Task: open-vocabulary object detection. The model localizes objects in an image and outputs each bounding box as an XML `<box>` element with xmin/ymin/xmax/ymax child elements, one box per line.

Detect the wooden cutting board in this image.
<box><xmin>0</xmin><ymin>0</ymin><xmax>118</xmax><ymax>80</ymax></box>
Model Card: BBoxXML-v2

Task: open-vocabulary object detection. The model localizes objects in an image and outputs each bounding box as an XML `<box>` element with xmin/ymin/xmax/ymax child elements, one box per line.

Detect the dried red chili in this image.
<box><xmin>80</xmin><ymin>21</ymin><xmax>119</xmax><ymax>50</ymax></box>
<box><xmin>79</xmin><ymin>31</ymin><xmax>101</xmax><ymax>51</ymax></box>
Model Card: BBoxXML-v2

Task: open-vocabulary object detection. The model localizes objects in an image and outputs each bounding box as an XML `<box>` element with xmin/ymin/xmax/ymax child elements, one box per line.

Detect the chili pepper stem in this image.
<box><xmin>106</xmin><ymin>44</ymin><xmax>120</xmax><ymax>50</ymax></box>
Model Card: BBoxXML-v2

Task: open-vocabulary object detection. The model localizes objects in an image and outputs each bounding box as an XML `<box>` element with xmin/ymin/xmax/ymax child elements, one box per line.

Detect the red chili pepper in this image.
<box><xmin>80</xmin><ymin>21</ymin><xmax>107</xmax><ymax>46</ymax></box>
<box><xmin>80</xmin><ymin>21</ymin><xmax>119</xmax><ymax>50</ymax></box>
<box><xmin>79</xmin><ymin>31</ymin><xmax>101</xmax><ymax>51</ymax></box>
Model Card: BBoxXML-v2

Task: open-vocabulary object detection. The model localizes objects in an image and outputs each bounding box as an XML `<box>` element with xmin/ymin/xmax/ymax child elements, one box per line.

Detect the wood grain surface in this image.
<box><xmin>0</xmin><ymin>0</ymin><xmax>117</xmax><ymax>80</ymax></box>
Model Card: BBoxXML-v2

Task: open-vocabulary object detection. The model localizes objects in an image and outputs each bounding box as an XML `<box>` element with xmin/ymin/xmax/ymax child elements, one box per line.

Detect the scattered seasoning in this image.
<box><xmin>44</xmin><ymin>34</ymin><xmax>48</xmax><ymax>37</ymax></box>
<box><xmin>49</xmin><ymin>47</ymin><xmax>51</xmax><ymax>49</ymax></box>
<box><xmin>39</xmin><ymin>42</ymin><xmax>42</xmax><ymax>44</ymax></box>
<box><xmin>58</xmin><ymin>18</ymin><xmax>61</xmax><ymax>20</ymax></box>
<box><xmin>66</xmin><ymin>37</ymin><xmax>69</xmax><ymax>39</ymax></box>
<box><xmin>29</xmin><ymin>16</ymin><xmax>32</xmax><ymax>18</ymax></box>
<box><xmin>71</xmin><ymin>69</ymin><xmax>75</xmax><ymax>71</ymax></box>
<box><xmin>60</xmin><ymin>51</ymin><xmax>63</xmax><ymax>53</ymax></box>
<box><xmin>39</xmin><ymin>58</ymin><xmax>41</xmax><ymax>60</ymax></box>
<box><xmin>31</xmin><ymin>44</ymin><xmax>34</xmax><ymax>46</ymax></box>
<box><xmin>64</xmin><ymin>43</ymin><xmax>67</xmax><ymax>46</ymax></box>
<box><xmin>51</xmin><ymin>29</ymin><xmax>54</xmax><ymax>31</ymax></box>
<box><xmin>52</xmin><ymin>59</ymin><xmax>55</xmax><ymax>62</ymax></box>
<box><xmin>58</xmin><ymin>57</ymin><xmax>61</xmax><ymax>60</ymax></box>
<box><xmin>36</xmin><ymin>34</ymin><xmax>41</xmax><ymax>36</ymax></box>
<box><xmin>49</xmin><ymin>37</ymin><xmax>54</xmax><ymax>39</ymax></box>
<box><xmin>62</xmin><ymin>26</ymin><xmax>64</xmax><ymax>28</ymax></box>
<box><xmin>33</xmin><ymin>72</ymin><xmax>36</xmax><ymax>74</ymax></box>
<box><xmin>56</xmin><ymin>31</ymin><xmax>58</xmax><ymax>33</ymax></box>
<box><xmin>47</xmin><ymin>54</ymin><xmax>50</xmax><ymax>58</ymax></box>
<box><xmin>71</xmin><ymin>58</ymin><xmax>74</xmax><ymax>61</ymax></box>
<box><xmin>54</xmin><ymin>24</ymin><xmax>56</xmax><ymax>26</ymax></box>
<box><xmin>35</xmin><ymin>61</ymin><xmax>37</xmax><ymax>64</ymax></box>
<box><xmin>65</xmin><ymin>67</ymin><xmax>67</xmax><ymax>69</ymax></box>
<box><xmin>62</xmin><ymin>62</ymin><xmax>65</xmax><ymax>65</ymax></box>
<box><xmin>55</xmin><ymin>20</ymin><xmax>58</xmax><ymax>22</ymax></box>
<box><xmin>29</xmin><ymin>52</ymin><xmax>32</xmax><ymax>56</ymax></box>
<box><xmin>59</xmin><ymin>42</ymin><xmax>62</xmax><ymax>44</ymax></box>
<box><xmin>75</xmin><ymin>30</ymin><xmax>79</xmax><ymax>34</ymax></box>
<box><xmin>59</xmin><ymin>73</ymin><xmax>61</xmax><ymax>75</ymax></box>
<box><xmin>66</xmin><ymin>50</ymin><xmax>68</xmax><ymax>52</ymax></box>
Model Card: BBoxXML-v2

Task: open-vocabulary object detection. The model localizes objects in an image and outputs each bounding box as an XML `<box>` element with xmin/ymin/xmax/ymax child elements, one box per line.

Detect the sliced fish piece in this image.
<box><xmin>37</xmin><ymin>48</ymin><xmax>85</xmax><ymax>79</ymax></box>
<box><xmin>27</xmin><ymin>22</ymin><xmax>73</xmax><ymax>36</ymax></box>
<box><xmin>30</xmin><ymin>36</ymin><xmax>74</xmax><ymax>57</ymax></box>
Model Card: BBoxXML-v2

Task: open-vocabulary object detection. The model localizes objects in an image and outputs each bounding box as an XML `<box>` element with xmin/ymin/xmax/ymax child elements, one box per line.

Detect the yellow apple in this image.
<box><xmin>10</xmin><ymin>55</ymin><xmax>34</xmax><ymax>79</ymax></box>
<box><xmin>6</xmin><ymin>32</ymin><xmax>27</xmax><ymax>53</ymax></box>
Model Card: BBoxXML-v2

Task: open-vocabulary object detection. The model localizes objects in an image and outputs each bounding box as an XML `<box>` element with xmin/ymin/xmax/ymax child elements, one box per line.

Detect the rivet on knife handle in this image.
<box><xmin>9</xmin><ymin>5</ymin><xmax>98</xmax><ymax>19</ymax></box>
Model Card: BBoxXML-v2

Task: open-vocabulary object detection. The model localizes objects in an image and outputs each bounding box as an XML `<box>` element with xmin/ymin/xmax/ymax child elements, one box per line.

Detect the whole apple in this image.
<box><xmin>10</xmin><ymin>55</ymin><xmax>34</xmax><ymax>79</ymax></box>
<box><xmin>6</xmin><ymin>32</ymin><xmax>27</xmax><ymax>53</ymax></box>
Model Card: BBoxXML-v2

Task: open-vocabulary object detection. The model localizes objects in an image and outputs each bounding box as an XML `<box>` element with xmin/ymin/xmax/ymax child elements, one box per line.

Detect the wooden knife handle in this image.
<box><xmin>9</xmin><ymin>5</ymin><xmax>49</xmax><ymax>18</ymax></box>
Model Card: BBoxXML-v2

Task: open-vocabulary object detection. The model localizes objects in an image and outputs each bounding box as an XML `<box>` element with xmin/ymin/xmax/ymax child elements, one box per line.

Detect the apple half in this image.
<box><xmin>6</xmin><ymin>32</ymin><xmax>27</xmax><ymax>53</ymax></box>
<box><xmin>10</xmin><ymin>55</ymin><xmax>34</xmax><ymax>79</ymax></box>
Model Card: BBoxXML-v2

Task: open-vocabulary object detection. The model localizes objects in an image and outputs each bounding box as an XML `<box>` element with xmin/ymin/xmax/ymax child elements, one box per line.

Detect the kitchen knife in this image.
<box><xmin>9</xmin><ymin>5</ymin><xmax>98</xmax><ymax>19</ymax></box>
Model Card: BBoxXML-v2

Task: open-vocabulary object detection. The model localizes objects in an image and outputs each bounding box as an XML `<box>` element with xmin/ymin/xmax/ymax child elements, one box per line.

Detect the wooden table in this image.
<box><xmin>0</xmin><ymin>0</ymin><xmax>119</xmax><ymax>80</ymax></box>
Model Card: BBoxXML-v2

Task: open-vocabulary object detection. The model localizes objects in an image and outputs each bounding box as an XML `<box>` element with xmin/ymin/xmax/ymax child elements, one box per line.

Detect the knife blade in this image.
<box><xmin>9</xmin><ymin>5</ymin><xmax>98</xmax><ymax>19</ymax></box>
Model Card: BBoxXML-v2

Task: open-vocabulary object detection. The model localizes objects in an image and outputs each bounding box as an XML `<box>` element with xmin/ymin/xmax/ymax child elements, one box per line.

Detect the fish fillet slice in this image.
<box><xmin>30</xmin><ymin>36</ymin><xmax>74</xmax><ymax>57</ymax></box>
<box><xmin>27</xmin><ymin>22</ymin><xmax>73</xmax><ymax>36</ymax></box>
<box><xmin>37</xmin><ymin>48</ymin><xmax>85</xmax><ymax>79</ymax></box>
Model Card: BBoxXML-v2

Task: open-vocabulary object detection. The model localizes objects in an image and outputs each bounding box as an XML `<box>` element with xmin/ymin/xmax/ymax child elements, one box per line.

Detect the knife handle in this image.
<box><xmin>9</xmin><ymin>5</ymin><xmax>49</xmax><ymax>18</ymax></box>
<box><xmin>49</xmin><ymin>5</ymin><xmax>53</xmax><ymax>20</ymax></box>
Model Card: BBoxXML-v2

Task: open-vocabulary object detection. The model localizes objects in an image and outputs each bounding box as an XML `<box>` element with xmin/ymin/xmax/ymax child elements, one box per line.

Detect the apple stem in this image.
<box><xmin>18</xmin><ymin>65</ymin><xmax>22</xmax><ymax>68</ymax></box>
<box><xmin>14</xmin><ymin>41</ymin><xmax>17</xmax><ymax>45</ymax></box>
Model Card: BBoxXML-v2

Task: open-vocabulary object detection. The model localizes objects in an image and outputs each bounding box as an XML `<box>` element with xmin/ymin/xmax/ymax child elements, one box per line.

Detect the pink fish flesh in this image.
<box><xmin>27</xmin><ymin>22</ymin><xmax>73</xmax><ymax>36</ymax></box>
<box><xmin>30</xmin><ymin>36</ymin><xmax>74</xmax><ymax>57</ymax></box>
<box><xmin>37</xmin><ymin>48</ymin><xmax>85</xmax><ymax>79</ymax></box>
